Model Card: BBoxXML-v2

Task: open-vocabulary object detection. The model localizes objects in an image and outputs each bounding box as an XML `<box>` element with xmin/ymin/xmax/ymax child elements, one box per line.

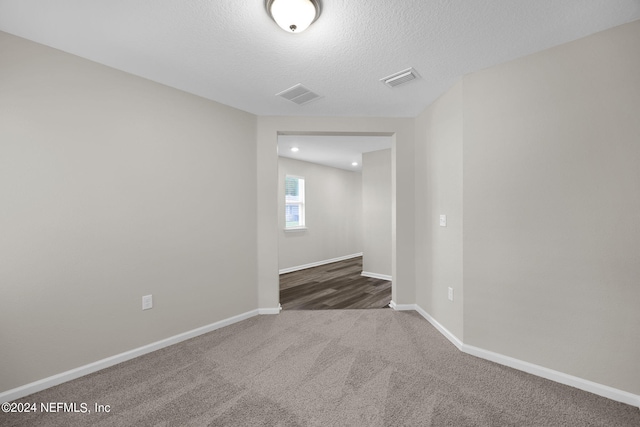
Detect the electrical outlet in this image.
<box><xmin>142</xmin><ymin>294</ymin><xmax>153</xmax><ymax>310</ymax></box>
<box><xmin>440</xmin><ymin>215</ymin><xmax>447</xmax><ymax>227</ymax></box>
<box><xmin>447</xmin><ymin>287</ymin><xmax>454</xmax><ymax>302</ymax></box>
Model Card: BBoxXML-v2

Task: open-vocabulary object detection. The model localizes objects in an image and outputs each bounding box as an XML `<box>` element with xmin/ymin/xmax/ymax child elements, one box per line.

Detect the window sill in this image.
<box><xmin>284</xmin><ymin>227</ymin><xmax>308</xmax><ymax>232</ymax></box>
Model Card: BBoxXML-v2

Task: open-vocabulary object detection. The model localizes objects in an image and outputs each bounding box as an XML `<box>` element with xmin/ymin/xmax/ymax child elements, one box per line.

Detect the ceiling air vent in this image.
<box><xmin>276</xmin><ymin>83</ymin><xmax>321</xmax><ymax>105</ymax></box>
<box><xmin>380</xmin><ymin>67</ymin><xmax>420</xmax><ymax>88</ymax></box>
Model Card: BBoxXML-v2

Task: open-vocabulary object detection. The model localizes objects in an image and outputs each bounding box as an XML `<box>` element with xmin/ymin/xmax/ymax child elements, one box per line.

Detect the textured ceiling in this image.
<box><xmin>1</xmin><ymin>0</ymin><xmax>639</xmax><ymax>117</ymax></box>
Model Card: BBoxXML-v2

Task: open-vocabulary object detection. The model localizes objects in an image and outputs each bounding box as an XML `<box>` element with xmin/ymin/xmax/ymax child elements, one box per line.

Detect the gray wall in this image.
<box><xmin>278</xmin><ymin>157</ymin><xmax>362</xmax><ymax>270</ymax></box>
<box><xmin>0</xmin><ymin>32</ymin><xmax>258</xmax><ymax>393</ymax></box>
<box><xmin>463</xmin><ymin>20</ymin><xmax>640</xmax><ymax>395</ymax></box>
<box><xmin>414</xmin><ymin>82</ymin><xmax>464</xmax><ymax>339</ymax></box>
<box><xmin>362</xmin><ymin>149</ymin><xmax>392</xmax><ymax>277</ymax></box>
<box><xmin>415</xmin><ymin>20</ymin><xmax>640</xmax><ymax>395</ymax></box>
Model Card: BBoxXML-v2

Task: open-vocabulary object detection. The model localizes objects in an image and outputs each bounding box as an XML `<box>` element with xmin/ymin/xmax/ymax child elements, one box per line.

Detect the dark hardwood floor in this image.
<box><xmin>279</xmin><ymin>256</ymin><xmax>391</xmax><ymax>310</ymax></box>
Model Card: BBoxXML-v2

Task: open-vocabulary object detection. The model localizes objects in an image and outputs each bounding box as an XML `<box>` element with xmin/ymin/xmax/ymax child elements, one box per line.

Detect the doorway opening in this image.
<box><xmin>276</xmin><ymin>133</ymin><xmax>393</xmax><ymax>310</ymax></box>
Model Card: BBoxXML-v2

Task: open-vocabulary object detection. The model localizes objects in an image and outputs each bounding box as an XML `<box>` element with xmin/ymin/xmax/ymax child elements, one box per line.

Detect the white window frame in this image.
<box><xmin>285</xmin><ymin>175</ymin><xmax>306</xmax><ymax>231</ymax></box>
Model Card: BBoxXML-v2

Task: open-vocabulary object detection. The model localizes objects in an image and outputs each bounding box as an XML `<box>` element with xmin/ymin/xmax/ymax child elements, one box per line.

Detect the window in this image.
<box><xmin>285</xmin><ymin>176</ymin><xmax>305</xmax><ymax>229</ymax></box>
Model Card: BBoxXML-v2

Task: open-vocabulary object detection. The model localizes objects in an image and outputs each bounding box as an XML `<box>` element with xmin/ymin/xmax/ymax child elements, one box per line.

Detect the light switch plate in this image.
<box><xmin>440</xmin><ymin>215</ymin><xmax>447</xmax><ymax>227</ymax></box>
<box><xmin>142</xmin><ymin>294</ymin><xmax>153</xmax><ymax>310</ymax></box>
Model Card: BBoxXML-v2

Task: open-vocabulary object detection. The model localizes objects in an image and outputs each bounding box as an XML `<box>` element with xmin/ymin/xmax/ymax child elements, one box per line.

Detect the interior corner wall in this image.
<box><xmin>278</xmin><ymin>157</ymin><xmax>362</xmax><ymax>270</ymax></box>
<box><xmin>0</xmin><ymin>32</ymin><xmax>258</xmax><ymax>393</ymax></box>
<box><xmin>414</xmin><ymin>81</ymin><xmax>464</xmax><ymax>340</ymax></box>
<box><xmin>362</xmin><ymin>149</ymin><xmax>392</xmax><ymax>277</ymax></box>
<box><xmin>462</xmin><ymin>20</ymin><xmax>640</xmax><ymax>395</ymax></box>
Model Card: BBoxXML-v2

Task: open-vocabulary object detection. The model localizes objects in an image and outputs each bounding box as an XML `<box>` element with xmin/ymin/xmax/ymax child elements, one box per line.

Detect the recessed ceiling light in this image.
<box><xmin>291</xmin><ymin>147</ymin><xmax>299</xmax><ymax>152</ymax></box>
<box><xmin>351</xmin><ymin>162</ymin><xmax>358</xmax><ymax>166</ymax></box>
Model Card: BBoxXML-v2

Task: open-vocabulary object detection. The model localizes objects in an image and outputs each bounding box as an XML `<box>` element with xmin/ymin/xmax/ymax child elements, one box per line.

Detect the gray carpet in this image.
<box><xmin>2</xmin><ymin>310</ymin><xmax>639</xmax><ymax>426</ymax></box>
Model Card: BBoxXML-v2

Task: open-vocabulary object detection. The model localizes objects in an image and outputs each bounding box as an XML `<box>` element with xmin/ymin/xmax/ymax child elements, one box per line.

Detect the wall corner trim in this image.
<box><xmin>361</xmin><ymin>271</ymin><xmax>392</xmax><ymax>281</ymax></box>
<box><xmin>410</xmin><ymin>304</ymin><xmax>640</xmax><ymax>409</ymax></box>
<box><xmin>389</xmin><ymin>300</ymin><xmax>415</xmax><ymax>311</ymax></box>
<box><xmin>258</xmin><ymin>304</ymin><xmax>282</xmax><ymax>315</ymax></box>
<box><xmin>0</xmin><ymin>309</ymin><xmax>261</xmax><ymax>403</ymax></box>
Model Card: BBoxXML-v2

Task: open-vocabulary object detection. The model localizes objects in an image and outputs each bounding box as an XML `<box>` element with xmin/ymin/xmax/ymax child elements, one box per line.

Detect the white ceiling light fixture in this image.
<box><xmin>291</xmin><ymin>147</ymin><xmax>299</xmax><ymax>152</ymax></box>
<box><xmin>351</xmin><ymin>162</ymin><xmax>358</xmax><ymax>166</ymax></box>
<box><xmin>266</xmin><ymin>0</ymin><xmax>321</xmax><ymax>33</ymax></box>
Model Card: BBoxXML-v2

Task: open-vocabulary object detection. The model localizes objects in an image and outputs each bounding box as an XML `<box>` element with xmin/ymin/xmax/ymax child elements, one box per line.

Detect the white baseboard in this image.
<box><xmin>5</xmin><ymin>303</ymin><xmax>637</xmax><ymax>409</ymax></box>
<box><xmin>279</xmin><ymin>252</ymin><xmax>363</xmax><ymax>274</ymax></box>
<box><xmin>258</xmin><ymin>304</ymin><xmax>282</xmax><ymax>315</ymax></box>
<box><xmin>361</xmin><ymin>271</ymin><xmax>392</xmax><ymax>281</ymax></box>
<box><xmin>0</xmin><ymin>309</ymin><xmax>262</xmax><ymax>403</ymax></box>
<box><xmin>413</xmin><ymin>305</ymin><xmax>464</xmax><ymax>350</ymax></box>
<box><xmin>408</xmin><ymin>304</ymin><xmax>640</xmax><ymax>409</ymax></box>
<box><xmin>462</xmin><ymin>343</ymin><xmax>640</xmax><ymax>408</ymax></box>
<box><xmin>389</xmin><ymin>300</ymin><xmax>415</xmax><ymax>311</ymax></box>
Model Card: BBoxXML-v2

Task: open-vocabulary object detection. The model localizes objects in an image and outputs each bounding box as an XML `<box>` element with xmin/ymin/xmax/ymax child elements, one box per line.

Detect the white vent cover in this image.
<box><xmin>380</xmin><ymin>67</ymin><xmax>420</xmax><ymax>88</ymax></box>
<box><xmin>276</xmin><ymin>84</ymin><xmax>321</xmax><ymax>105</ymax></box>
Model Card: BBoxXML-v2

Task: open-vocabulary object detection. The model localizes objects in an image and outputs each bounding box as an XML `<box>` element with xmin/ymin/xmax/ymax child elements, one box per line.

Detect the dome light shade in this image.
<box><xmin>266</xmin><ymin>0</ymin><xmax>321</xmax><ymax>33</ymax></box>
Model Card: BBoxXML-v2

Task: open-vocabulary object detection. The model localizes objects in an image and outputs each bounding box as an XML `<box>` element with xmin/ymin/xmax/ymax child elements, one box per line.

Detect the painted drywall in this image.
<box><xmin>257</xmin><ymin>118</ymin><xmax>415</xmax><ymax>309</ymax></box>
<box><xmin>462</xmin><ymin>20</ymin><xmax>640</xmax><ymax>394</ymax></box>
<box><xmin>0</xmin><ymin>32</ymin><xmax>258</xmax><ymax>393</ymax></box>
<box><xmin>278</xmin><ymin>157</ymin><xmax>362</xmax><ymax>270</ymax></box>
<box><xmin>414</xmin><ymin>82</ymin><xmax>464</xmax><ymax>340</ymax></box>
<box><xmin>362</xmin><ymin>149</ymin><xmax>392</xmax><ymax>277</ymax></box>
